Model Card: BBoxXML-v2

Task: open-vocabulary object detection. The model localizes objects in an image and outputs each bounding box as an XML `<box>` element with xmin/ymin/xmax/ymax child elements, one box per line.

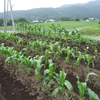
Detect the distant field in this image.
<box><xmin>0</xmin><ymin>21</ymin><xmax>99</xmax><ymax>30</ymax></box>
<box><xmin>0</xmin><ymin>26</ymin><xmax>13</xmax><ymax>30</ymax></box>
<box><xmin>79</xmin><ymin>25</ymin><xmax>100</xmax><ymax>36</ymax></box>
<box><xmin>37</xmin><ymin>21</ymin><xmax>98</xmax><ymax>29</ymax></box>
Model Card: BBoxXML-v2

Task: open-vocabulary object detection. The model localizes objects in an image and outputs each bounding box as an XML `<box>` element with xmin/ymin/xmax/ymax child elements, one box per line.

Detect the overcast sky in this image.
<box><xmin>0</xmin><ymin>0</ymin><xmax>95</xmax><ymax>12</ymax></box>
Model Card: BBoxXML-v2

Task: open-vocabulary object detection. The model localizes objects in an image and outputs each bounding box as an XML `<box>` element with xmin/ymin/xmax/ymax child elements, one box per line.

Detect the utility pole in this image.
<box><xmin>4</xmin><ymin>0</ymin><xmax>7</xmax><ymax>32</ymax></box>
<box><xmin>3</xmin><ymin>0</ymin><xmax>15</xmax><ymax>32</ymax></box>
<box><xmin>9</xmin><ymin>0</ymin><xmax>15</xmax><ymax>31</ymax></box>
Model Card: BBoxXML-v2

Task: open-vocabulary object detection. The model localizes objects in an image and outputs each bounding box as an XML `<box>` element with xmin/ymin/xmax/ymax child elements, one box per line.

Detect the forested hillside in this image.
<box><xmin>0</xmin><ymin>0</ymin><xmax>100</xmax><ymax>21</ymax></box>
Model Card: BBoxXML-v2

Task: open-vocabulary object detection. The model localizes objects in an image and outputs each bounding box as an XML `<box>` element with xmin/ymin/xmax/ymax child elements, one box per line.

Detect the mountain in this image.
<box><xmin>0</xmin><ymin>0</ymin><xmax>100</xmax><ymax>21</ymax></box>
<box><xmin>60</xmin><ymin>3</ymin><xmax>84</xmax><ymax>7</ymax></box>
<box><xmin>61</xmin><ymin>0</ymin><xmax>100</xmax><ymax>7</ymax></box>
<box><xmin>86</xmin><ymin>0</ymin><xmax>100</xmax><ymax>5</ymax></box>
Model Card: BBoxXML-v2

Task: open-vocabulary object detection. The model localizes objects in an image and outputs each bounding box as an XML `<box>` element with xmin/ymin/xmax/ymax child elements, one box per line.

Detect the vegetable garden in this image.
<box><xmin>0</xmin><ymin>23</ymin><xmax>100</xmax><ymax>100</ymax></box>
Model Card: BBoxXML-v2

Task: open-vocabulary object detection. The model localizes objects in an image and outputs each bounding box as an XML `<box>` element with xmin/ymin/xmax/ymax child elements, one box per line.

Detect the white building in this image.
<box><xmin>32</xmin><ymin>20</ymin><xmax>39</xmax><ymax>23</ymax></box>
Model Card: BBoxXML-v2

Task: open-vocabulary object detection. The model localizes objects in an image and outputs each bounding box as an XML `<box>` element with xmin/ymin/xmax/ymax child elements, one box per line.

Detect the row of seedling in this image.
<box><xmin>1</xmin><ymin>31</ymin><xmax>99</xmax><ymax>57</ymax></box>
<box><xmin>36</xmin><ymin>41</ymin><xmax>95</xmax><ymax>68</ymax></box>
<box><xmin>15</xmin><ymin>22</ymin><xmax>81</xmax><ymax>40</ymax></box>
<box><xmin>15</xmin><ymin>22</ymin><xmax>47</xmax><ymax>37</ymax></box>
<box><xmin>0</xmin><ymin>43</ymin><xmax>44</xmax><ymax>79</ymax></box>
<box><xmin>0</xmin><ymin>32</ymin><xmax>16</xmax><ymax>42</ymax></box>
<box><xmin>4</xmin><ymin>34</ymin><xmax>94</xmax><ymax>69</ymax></box>
<box><xmin>0</xmin><ymin>32</ymin><xmax>24</xmax><ymax>45</ymax></box>
<box><xmin>22</xmin><ymin>39</ymin><xmax>95</xmax><ymax>68</ymax></box>
<box><xmin>15</xmin><ymin>22</ymin><xmax>100</xmax><ymax>54</ymax></box>
<box><xmin>0</xmin><ymin>43</ymin><xmax>99</xmax><ymax>99</ymax></box>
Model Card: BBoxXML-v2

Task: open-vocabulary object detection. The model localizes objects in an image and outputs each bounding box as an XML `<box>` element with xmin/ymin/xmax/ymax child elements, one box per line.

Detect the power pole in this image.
<box><xmin>4</xmin><ymin>0</ymin><xmax>7</xmax><ymax>32</ymax></box>
<box><xmin>3</xmin><ymin>0</ymin><xmax>15</xmax><ymax>32</ymax></box>
<box><xmin>9</xmin><ymin>0</ymin><xmax>15</xmax><ymax>31</ymax></box>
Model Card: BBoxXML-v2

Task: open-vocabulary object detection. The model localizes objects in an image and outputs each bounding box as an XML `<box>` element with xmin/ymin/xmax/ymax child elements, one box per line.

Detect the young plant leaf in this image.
<box><xmin>85</xmin><ymin>72</ymin><xmax>97</xmax><ymax>82</ymax></box>
<box><xmin>87</xmin><ymin>88</ymin><xmax>100</xmax><ymax>100</ymax></box>
<box><xmin>51</xmin><ymin>87</ymin><xmax>61</xmax><ymax>97</ymax></box>
<box><xmin>64</xmin><ymin>80</ymin><xmax>73</xmax><ymax>93</ymax></box>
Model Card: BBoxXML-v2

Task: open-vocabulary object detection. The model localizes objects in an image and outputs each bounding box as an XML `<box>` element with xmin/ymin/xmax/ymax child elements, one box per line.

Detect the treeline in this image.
<box><xmin>0</xmin><ymin>17</ymin><xmax>27</xmax><ymax>26</ymax></box>
<box><xmin>0</xmin><ymin>16</ymin><xmax>99</xmax><ymax>26</ymax></box>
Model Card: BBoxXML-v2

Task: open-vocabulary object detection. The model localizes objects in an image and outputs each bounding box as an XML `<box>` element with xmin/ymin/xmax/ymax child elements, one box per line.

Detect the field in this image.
<box><xmin>79</xmin><ymin>25</ymin><xmax>100</xmax><ymax>36</ymax></box>
<box><xmin>0</xmin><ymin>23</ymin><xmax>100</xmax><ymax>100</ymax></box>
<box><xmin>0</xmin><ymin>21</ymin><xmax>99</xmax><ymax>31</ymax></box>
<box><xmin>38</xmin><ymin>21</ymin><xmax>98</xmax><ymax>29</ymax></box>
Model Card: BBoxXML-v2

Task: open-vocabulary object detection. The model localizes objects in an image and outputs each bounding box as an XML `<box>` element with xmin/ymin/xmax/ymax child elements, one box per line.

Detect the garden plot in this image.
<box><xmin>0</xmin><ymin>23</ymin><xmax>100</xmax><ymax>100</ymax></box>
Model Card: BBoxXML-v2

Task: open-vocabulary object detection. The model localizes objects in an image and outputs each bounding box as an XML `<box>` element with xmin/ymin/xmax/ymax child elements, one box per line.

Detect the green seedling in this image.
<box><xmin>28</xmin><ymin>40</ymin><xmax>46</xmax><ymax>52</ymax></box>
<box><xmin>76</xmin><ymin>72</ymin><xmax>99</xmax><ymax>100</ymax></box>
<box><xmin>44</xmin><ymin>50</ymin><xmax>51</xmax><ymax>67</ymax></box>
<box><xmin>33</xmin><ymin>55</ymin><xmax>44</xmax><ymax>81</ymax></box>
<box><xmin>75</xmin><ymin>51</ymin><xmax>84</xmax><ymax>66</ymax></box>
<box><xmin>52</xmin><ymin>70</ymin><xmax>73</xmax><ymax>98</ymax></box>
<box><xmin>16</xmin><ymin>36</ymin><xmax>23</xmax><ymax>45</ymax></box>
<box><xmin>94</xmin><ymin>49</ymin><xmax>98</xmax><ymax>56</ymax></box>
<box><xmin>0</xmin><ymin>32</ymin><xmax>15</xmax><ymax>42</ymax></box>
<box><xmin>0</xmin><ymin>43</ymin><xmax>14</xmax><ymax>57</ymax></box>
<box><xmin>41</xmin><ymin>59</ymin><xmax>56</xmax><ymax>91</ymax></box>
<box><xmin>21</xmin><ymin>48</ymin><xmax>29</xmax><ymax>55</ymax></box>
<box><xmin>64</xmin><ymin>47</ymin><xmax>74</xmax><ymax>63</ymax></box>
<box><xmin>55</xmin><ymin>45</ymin><xmax>63</xmax><ymax>59</ymax></box>
<box><xmin>84</xmin><ymin>54</ymin><xmax>95</xmax><ymax>68</ymax></box>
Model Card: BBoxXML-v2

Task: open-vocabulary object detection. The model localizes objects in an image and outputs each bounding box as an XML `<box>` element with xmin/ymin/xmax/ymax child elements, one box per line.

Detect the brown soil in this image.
<box><xmin>0</xmin><ymin>33</ymin><xmax>100</xmax><ymax>100</ymax></box>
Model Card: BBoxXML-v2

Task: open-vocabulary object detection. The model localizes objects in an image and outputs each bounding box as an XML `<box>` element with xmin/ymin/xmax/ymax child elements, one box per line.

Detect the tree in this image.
<box><xmin>71</xmin><ymin>19</ymin><xmax>75</xmax><ymax>21</ymax></box>
<box><xmin>75</xmin><ymin>18</ymin><xmax>80</xmax><ymax>21</ymax></box>
<box><xmin>82</xmin><ymin>17</ymin><xmax>89</xmax><ymax>20</ymax></box>
<box><xmin>14</xmin><ymin>19</ymin><xmax>18</xmax><ymax>24</ymax></box>
<box><xmin>7</xmin><ymin>19</ymin><xmax>12</xmax><ymax>26</ymax></box>
<box><xmin>18</xmin><ymin>17</ymin><xmax>27</xmax><ymax>22</ymax></box>
<box><xmin>0</xmin><ymin>18</ymin><xmax>3</xmax><ymax>26</ymax></box>
<box><xmin>7</xmin><ymin>19</ymin><xmax>18</xmax><ymax>26</ymax></box>
<box><xmin>60</xmin><ymin>16</ymin><xmax>72</xmax><ymax>21</ymax></box>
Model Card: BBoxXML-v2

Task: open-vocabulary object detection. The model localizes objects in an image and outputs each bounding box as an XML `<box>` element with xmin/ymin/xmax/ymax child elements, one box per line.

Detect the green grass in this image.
<box><xmin>79</xmin><ymin>25</ymin><xmax>100</xmax><ymax>36</ymax></box>
<box><xmin>0</xmin><ymin>21</ymin><xmax>98</xmax><ymax>31</ymax></box>
<box><xmin>37</xmin><ymin>21</ymin><xmax>98</xmax><ymax>29</ymax></box>
<box><xmin>0</xmin><ymin>26</ymin><xmax>13</xmax><ymax>30</ymax></box>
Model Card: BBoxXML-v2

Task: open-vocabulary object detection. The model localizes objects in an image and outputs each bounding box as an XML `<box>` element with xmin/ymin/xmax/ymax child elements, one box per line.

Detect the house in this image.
<box><xmin>32</xmin><ymin>20</ymin><xmax>40</xmax><ymax>24</ymax></box>
<box><xmin>45</xmin><ymin>19</ymin><xmax>55</xmax><ymax>23</ymax></box>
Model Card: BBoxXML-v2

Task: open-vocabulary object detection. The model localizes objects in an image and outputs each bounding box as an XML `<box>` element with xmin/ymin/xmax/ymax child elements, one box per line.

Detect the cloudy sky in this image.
<box><xmin>0</xmin><ymin>0</ymin><xmax>95</xmax><ymax>12</ymax></box>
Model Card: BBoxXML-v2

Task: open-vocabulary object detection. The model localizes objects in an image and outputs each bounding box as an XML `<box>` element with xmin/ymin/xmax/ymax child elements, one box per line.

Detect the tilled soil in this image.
<box><xmin>0</xmin><ymin>33</ymin><xmax>100</xmax><ymax>100</ymax></box>
<box><xmin>0</xmin><ymin>56</ymin><xmax>34</xmax><ymax>100</ymax></box>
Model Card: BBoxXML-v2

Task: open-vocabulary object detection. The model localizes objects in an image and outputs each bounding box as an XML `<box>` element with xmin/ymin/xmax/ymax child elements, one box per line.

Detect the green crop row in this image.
<box><xmin>0</xmin><ymin>43</ymin><xmax>99</xmax><ymax>100</ymax></box>
<box><xmin>24</xmin><ymin>40</ymin><xmax>96</xmax><ymax>68</ymax></box>
<box><xmin>0</xmin><ymin>31</ymin><xmax>99</xmax><ymax>68</ymax></box>
<box><xmin>15</xmin><ymin>22</ymin><xmax>100</xmax><ymax>47</ymax></box>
